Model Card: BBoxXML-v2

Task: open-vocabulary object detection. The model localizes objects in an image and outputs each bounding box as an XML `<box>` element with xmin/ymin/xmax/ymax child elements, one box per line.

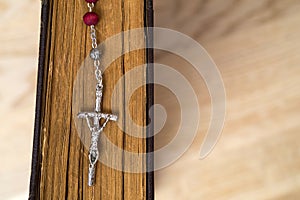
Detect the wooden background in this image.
<box><xmin>0</xmin><ymin>0</ymin><xmax>40</xmax><ymax>199</ymax></box>
<box><xmin>154</xmin><ymin>0</ymin><xmax>300</xmax><ymax>199</ymax></box>
<box><xmin>1</xmin><ymin>0</ymin><xmax>300</xmax><ymax>199</ymax></box>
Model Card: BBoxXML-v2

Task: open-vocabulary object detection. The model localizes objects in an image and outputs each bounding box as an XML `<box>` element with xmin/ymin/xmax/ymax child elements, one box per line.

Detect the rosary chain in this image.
<box><xmin>86</xmin><ymin>4</ymin><xmax>103</xmax><ymax>91</ymax></box>
<box><xmin>88</xmin><ymin>9</ymin><xmax>102</xmax><ymax>86</ymax></box>
<box><xmin>90</xmin><ymin>25</ymin><xmax>98</xmax><ymax>49</ymax></box>
<box><xmin>81</xmin><ymin>0</ymin><xmax>117</xmax><ymax>188</ymax></box>
<box><xmin>87</xmin><ymin>3</ymin><xmax>94</xmax><ymax>12</ymax></box>
<box><xmin>86</xmin><ymin>1</ymin><xmax>103</xmax><ymax>188</ymax></box>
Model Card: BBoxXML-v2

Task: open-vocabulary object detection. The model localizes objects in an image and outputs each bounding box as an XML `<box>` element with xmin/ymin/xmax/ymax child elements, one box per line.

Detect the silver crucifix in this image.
<box><xmin>78</xmin><ymin>79</ymin><xmax>117</xmax><ymax>186</ymax></box>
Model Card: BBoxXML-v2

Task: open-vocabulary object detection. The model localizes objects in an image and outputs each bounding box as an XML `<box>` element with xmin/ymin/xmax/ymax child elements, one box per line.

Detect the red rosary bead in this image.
<box><xmin>85</xmin><ymin>0</ymin><xmax>98</xmax><ymax>3</ymax></box>
<box><xmin>83</xmin><ymin>12</ymin><xmax>99</xmax><ymax>26</ymax></box>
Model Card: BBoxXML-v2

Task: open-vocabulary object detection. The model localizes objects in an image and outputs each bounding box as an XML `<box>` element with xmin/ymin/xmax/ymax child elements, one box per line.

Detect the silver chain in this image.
<box><xmin>87</xmin><ymin>4</ymin><xmax>103</xmax><ymax>94</ymax></box>
<box><xmin>89</xmin><ymin>18</ymin><xmax>102</xmax><ymax>84</ymax></box>
<box><xmin>87</xmin><ymin>3</ymin><xmax>94</xmax><ymax>12</ymax></box>
<box><xmin>90</xmin><ymin>25</ymin><xmax>98</xmax><ymax>49</ymax></box>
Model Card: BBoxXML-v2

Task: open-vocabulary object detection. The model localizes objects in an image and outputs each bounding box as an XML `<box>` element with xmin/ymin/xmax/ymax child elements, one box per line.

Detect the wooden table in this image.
<box><xmin>154</xmin><ymin>0</ymin><xmax>300</xmax><ymax>199</ymax></box>
<box><xmin>0</xmin><ymin>0</ymin><xmax>40</xmax><ymax>199</ymax></box>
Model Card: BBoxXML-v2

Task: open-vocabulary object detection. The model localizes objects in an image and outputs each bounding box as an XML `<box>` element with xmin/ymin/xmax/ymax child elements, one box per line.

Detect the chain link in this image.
<box><xmin>90</xmin><ymin>25</ymin><xmax>98</xmax><ymax>49</ymax></box>
<box><xmin>87</xmin><ymin>3</ymin><xmax>94</xmax><ymax>12</ymax></box>
<box><xmin>89</xmin><ymin>24</ymin><xmax>102</xmax><ymax>87</ymax></box>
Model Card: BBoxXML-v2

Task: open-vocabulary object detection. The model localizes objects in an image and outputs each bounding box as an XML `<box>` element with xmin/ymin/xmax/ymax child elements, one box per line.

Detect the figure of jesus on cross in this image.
<box><xmin>77</xmin><ymin>81</ymin><xmax>117</xmax><ymax>186</ymax></box>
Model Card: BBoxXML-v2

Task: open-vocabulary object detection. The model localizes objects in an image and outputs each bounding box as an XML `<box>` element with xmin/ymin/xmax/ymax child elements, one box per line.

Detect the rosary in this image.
<box><xmin>78</xmin><ymin>0</ymin><xmax>118</xmax><ymax>186</ymax></box>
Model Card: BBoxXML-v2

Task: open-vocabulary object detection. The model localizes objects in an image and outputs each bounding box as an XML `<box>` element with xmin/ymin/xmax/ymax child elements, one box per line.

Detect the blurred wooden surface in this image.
<box><xmin>154</xmin><ymin>0</ymin><xmax>300</xmax><ymax>199</ymax></box>
<box><xmin>0</xmin><ymin>0</ymin><xmax>40</xmax><ymax>199</ymax></box>
<box><xmin>1</xmin><ymin>0</ymin><xmax>300</xmax><ymax>199</ymax></box>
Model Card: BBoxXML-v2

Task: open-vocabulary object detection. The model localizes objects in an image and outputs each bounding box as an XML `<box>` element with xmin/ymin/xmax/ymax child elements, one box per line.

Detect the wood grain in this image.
<box><xmin>34</xmin><ymin>0</ymin><xmax>148</xmax><ymax>199</ymax></box>
<box><xmin>154</xmin><ymin>0</ymin><xmax>300</xmax><ymax>199</ymax></box>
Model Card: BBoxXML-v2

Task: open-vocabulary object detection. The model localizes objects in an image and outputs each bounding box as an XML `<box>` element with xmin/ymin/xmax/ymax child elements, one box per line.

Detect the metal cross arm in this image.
<box><xmin>77</xmin><ymin>112</ymin><xmax>118</xmax><ymax>122</ymax></box>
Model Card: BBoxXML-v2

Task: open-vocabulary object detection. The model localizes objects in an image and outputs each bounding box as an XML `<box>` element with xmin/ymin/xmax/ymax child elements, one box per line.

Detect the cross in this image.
<box><xmin>77</xmin><ymin>83</ymin><xmax>117</xmax><ymax>186</ymax></box>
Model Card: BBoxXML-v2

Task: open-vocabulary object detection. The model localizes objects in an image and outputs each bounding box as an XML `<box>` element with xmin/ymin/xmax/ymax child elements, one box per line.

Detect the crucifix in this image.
<box><xmin>77</xmin><ymin>65</ymin><xmax>118</xmax><ymax>186</ymax></box>
<box><xmin>78</xmin><ymin>0</ymin><xmax>118</xmax><ymax>187</ymax></box>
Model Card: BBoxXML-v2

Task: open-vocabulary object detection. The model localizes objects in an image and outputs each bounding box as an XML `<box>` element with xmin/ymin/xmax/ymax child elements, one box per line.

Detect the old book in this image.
<box><xmin>29</xmin><ymin>0</ymin><xmax>153</xmax><ymax>199</ymax></box>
